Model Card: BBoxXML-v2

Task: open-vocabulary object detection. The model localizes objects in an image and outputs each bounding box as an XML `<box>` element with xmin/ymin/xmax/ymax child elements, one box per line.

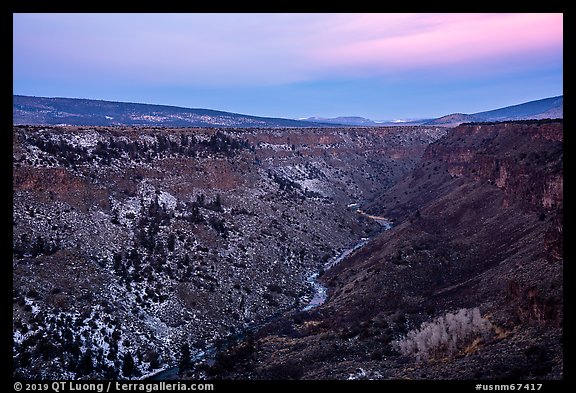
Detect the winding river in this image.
<box><xmin>147</xmin><ymin>213</ymin><xmax>392</xmax><ymax>380</ymax></box>
<box><xmin>301</xmin><ymin>238</ymin><xmax>369</xmax><ymax>311</ymax></box>
<box><xmin>301</xmin><ymin>216</ymin><xmax>392</xmax><ymax>312</ymax></box>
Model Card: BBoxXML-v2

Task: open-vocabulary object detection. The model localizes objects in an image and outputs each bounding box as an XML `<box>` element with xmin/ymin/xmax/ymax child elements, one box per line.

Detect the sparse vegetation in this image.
<box><xmin>393</xmin><ymin>308</ymin><xmax>493</xmax><ymax>361</ymax></box>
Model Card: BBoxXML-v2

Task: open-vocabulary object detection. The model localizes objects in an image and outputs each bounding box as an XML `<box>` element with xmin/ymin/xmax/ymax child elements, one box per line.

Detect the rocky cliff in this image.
<box><xmin>196</xmin><ymin>120</ymin><xmax>563</xmax><ymax>380</ymax></box>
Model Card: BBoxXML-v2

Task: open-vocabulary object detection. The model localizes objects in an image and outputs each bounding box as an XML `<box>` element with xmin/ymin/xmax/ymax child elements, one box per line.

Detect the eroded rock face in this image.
<box><xmin>369</xmin><ymin>121</ymin><xmax>563</xmax><ymax>220</ymax></box>
<box><xmin>12</xmin><ymin>125</ymin><xmax>444</xmax><ymax>379</ymax></box>
<box><xmin>195</xmin><ymin>120</ymin><xmax>563</xmax><ymax>380</ymax></box>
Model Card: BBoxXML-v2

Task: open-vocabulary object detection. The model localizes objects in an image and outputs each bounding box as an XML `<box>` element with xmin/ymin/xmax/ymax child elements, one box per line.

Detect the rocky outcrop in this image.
<box><xmin>422</xmin><ymin>122</ymin><xmax>563</xmax><ymax>211</ymax></box>
<box><xmin>368</xmin><ymin>120</ymin><xmax>563</xmax><ymax>220</ymax></box>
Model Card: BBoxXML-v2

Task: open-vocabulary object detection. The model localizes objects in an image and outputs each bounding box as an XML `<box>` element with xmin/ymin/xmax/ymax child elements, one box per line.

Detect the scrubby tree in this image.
<box><xmin>167</xmin><ymin>233</ymin><xmax>176</xmax><ymax>252</ymax></box>
<box><xmin>122</xmin><ymin>352</ymin><xmax>136</xmax><ymax>377</ymax></box>
<box><xmin>393</xmin><ymin>307</ymin><xmax>493</xmax><ymax>362</ymax></box>
<box><xmin>179</xmin><ymin>342</ymin><xmax>191</xmax><ymax>371</ymax></box>
<box><xmin>77</xmin><ymin>349</ymin><xmax>94</xmax><ymax>375</ymax></box>
<box><xmin>32</xmin><ymin>235</ymin><xmax>46</xmax><ymax>257</ymax></box>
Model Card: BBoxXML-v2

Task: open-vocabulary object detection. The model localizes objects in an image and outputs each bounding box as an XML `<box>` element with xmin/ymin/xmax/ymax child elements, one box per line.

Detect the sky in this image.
<box><xmin>13</xmin><ymin>13</ymin><xmax>563</xmax><ymax>120</ymax></box>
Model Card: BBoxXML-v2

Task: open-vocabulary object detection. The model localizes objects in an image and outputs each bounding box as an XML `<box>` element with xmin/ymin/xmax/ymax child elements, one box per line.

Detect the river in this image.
<box><xmin>301</xmin><ymin>238</ymin><xmax>369</xmax><ymax>312</ymax></box>
<box><xmin>146</xmin><ymin>213</ymin><xmax>392</xmax><ymax>380</ymax></box>
<box><xmin>301</xmin><ymin>216</ymin><xmax>392</xmax><ymax>312</ymax></box>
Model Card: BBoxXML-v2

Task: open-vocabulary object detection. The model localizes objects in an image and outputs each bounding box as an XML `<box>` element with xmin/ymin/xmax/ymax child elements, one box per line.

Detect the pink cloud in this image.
<box><xmin>13</xmin><ymin>13</ymin><xmax>563</xmax><ymax>87</ymax></box>
<box><xmin>313</xmin><ymin>13</ymin><xmax>562</xmax><ymax>75</ymax></box>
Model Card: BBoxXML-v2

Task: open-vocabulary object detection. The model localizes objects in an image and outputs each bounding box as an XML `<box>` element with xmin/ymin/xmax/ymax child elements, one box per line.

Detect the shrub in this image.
<box><xmin>393</xmin><ymin>307</ymin><xmax>492</xmax><ymax>361</ymax></box>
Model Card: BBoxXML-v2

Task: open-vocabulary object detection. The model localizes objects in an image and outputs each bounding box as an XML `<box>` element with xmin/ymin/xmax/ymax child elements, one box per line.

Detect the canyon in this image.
<box><xmin>13</xmin><ymin>124</ymin><xmax>446</xmax><ymax>379</ymax></box>
<box><xmin>12</xmin><ymin>120</ymin><xmax>563</xmax><ymax>380</ymax></box>
<box><xmin>181</xmin><ymin>120</ymin><xmax>564</xmax><ymax>380</ymax></box>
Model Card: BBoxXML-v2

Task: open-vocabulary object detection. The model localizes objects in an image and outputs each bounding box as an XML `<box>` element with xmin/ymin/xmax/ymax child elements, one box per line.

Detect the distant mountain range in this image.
<box><xmin>304</xmin><ymin>116</ymin><xmax>382</xmax><ymax>126</ymax></box>
<box><xmin>12</xmin><ymin>95</ymin><xmax>332</xmax><ymax>128</ymax></box>
<box><xmin>309</xmin><ymin>96</ymin><xmax>563</xmax><ymax>127</ymax></box>
<box><xmin>305</xmin><ymin>116</ymin><xmax>430</xmax><ymax>126</ymax></box>
<box><xmin>13</xmin><ymin>94</ymin><xmax>562</xmax><ymax>128</ymax></box>
<box><xmin>424</xmin><ymin>95</ymin><xmax>563</xmax><ymax>126</ymax></box>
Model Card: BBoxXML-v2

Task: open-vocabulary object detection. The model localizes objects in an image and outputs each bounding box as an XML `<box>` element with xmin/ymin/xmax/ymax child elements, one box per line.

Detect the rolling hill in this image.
<box><xmin>12</xmin><ymin>95</ymin><xmax>329</xmax><ymax>128</ymax></box>
<box><xmin>425</xmin><ymin>96</ymin><xmax>563</xmax><ymax>127</ymax></box>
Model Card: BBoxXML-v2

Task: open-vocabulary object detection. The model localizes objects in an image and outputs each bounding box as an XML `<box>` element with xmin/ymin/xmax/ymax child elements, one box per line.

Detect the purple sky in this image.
<box><xmin>13</xmin><ymin>13</ymin><xmax>563</xmax><ymax>120</ymax></box>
